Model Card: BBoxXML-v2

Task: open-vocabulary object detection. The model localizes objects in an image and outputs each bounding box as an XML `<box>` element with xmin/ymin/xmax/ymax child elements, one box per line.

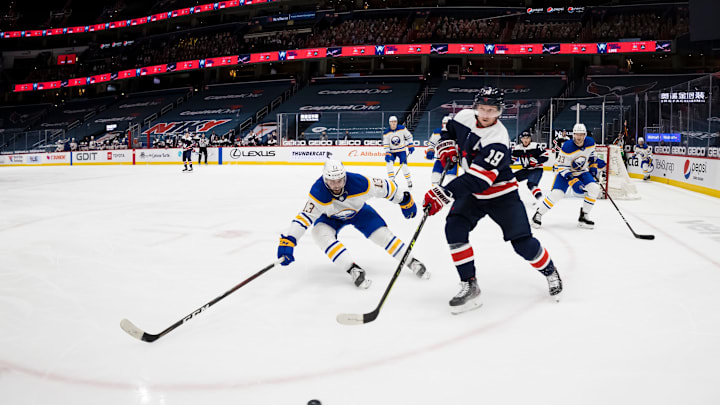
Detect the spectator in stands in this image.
<box><xmin>298</xmin><ymin>132</ymin><xmax>306</xmax><ymax>141</ymax></box>
<box><xmin>344</xmin><ymin>131</ymin><xmax>352</xmax><ymax>141</ymax></box>
<box><xmin>210</xmin><ymin>131</ymin><xmax>219</xmax><ymax>146</ymax></box>
<box><xmin>320</xmin><ymin>131</ymin><xmax>328</xmax><ymax>141</ymax></box>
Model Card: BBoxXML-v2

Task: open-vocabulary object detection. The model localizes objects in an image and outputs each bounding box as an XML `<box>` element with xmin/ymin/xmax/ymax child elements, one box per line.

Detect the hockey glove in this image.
<box><xmin>589</xmin><ymin>164</ymin><xmax>598</xmax><ymax>177</ymax></box>
<box><xmin>399</xmin><ymin>191</ymin><xmax>417</xmax><ymax>219</ymax></box>
<box><xmin>436</xmin><ymin>140</ymin><xmax>459</xmax><ymax>169</ymax></box>
<box><xmin>572</xmin><ymin>181</ymin><xmax>586</xmax><ymax>194</ymax></box>
<box><xmin>277</xmin><ymin>234</ymin><xmax>297</xmax><ymax>266</ymax></box>
<box><xmin>425</xmin><ymin>148</ymin><xmax>435</xmax><ymax>160</ymax></box>
<box><xmin>529</xmin><ymin>157</ymin><xmax>540</xmax><ymax>167</ymax></box>
<box><xmin>408</xmin><ymin>146</ymin><xmax>415</xmax><ymax>154</ymax></box>
<box><xmin>423</xmin><ymin>186</ymin><xmax>453</xmax><ymax>216</ymax></box>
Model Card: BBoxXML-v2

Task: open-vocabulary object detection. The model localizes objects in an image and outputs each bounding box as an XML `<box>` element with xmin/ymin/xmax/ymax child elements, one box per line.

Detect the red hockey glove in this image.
<box><xmin>423</xmin><ymin>185</ymin><xmax>453</xmax><ymax>216</ymax></box>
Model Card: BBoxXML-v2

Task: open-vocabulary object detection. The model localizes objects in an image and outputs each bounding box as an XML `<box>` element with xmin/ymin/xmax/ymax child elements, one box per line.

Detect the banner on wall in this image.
<box><xmin>72</xmin><ymin>150</ymin><xmax>133</xmax><ymax>164</ymax></box>
<box><xmin>627</xmin><ymin>152</ymin><xmax>720</xmax><ymax>195</ymax></box>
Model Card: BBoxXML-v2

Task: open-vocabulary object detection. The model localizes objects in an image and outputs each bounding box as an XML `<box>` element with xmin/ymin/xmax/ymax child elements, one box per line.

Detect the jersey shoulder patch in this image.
<box><xmin>309</xmin><ymin>177</ymin><xmax>333</xmax><ymax>205</ymax></box>
<box><xmin>584</xmin><ymin>137</ymin><xmax>596</xmax><ymax>148</ymax></box>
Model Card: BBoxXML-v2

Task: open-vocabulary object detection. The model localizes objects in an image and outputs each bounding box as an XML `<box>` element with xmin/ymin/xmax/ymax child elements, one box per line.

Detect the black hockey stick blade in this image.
<box><xmin>634</xmin><ymin>233</ymin><xmax>655</xmax><ymax>240</ymax></box>
<box><xmin>120</xmin><ymin>259</ymin><xmax>281</xmax><ymax>342</ymax></box>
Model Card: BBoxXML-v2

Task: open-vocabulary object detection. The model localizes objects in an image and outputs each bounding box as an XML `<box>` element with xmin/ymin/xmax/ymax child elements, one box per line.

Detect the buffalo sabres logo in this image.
<box><xmin>332</xmin><ymin>208</ymin><xmax>357</xmax><ymax>220</ymax></box>
<box><xmin>571</xmin><ymin>155</ymin><xmax>588</xmax><ymax>171</ymax></box>
<box><xmin>391</xmin><ymin>135</ymin><xmax>402</xmax><ymax>146</ymax></box>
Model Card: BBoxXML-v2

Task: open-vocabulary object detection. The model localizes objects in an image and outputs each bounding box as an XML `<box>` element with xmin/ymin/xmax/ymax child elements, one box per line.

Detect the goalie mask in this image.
<box><xmin>323</xmin><ymin>159</ymin><xmax>347</xmax><ymax>197</ymax></box>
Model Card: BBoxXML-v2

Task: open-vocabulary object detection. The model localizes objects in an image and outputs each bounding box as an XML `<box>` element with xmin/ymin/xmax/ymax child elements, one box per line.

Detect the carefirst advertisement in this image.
<box><xmin>627</xmin><ymin>152</ymin><xmax>720</xmax><ymax>197</ymax></box>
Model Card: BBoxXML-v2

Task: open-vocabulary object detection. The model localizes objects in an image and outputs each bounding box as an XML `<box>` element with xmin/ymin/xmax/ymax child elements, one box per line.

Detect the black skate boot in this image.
<box><xmin>578</xmin><ymin>208</ymin><xmax>595</xmax><ymax>229</ymax></box>
<box><xmin>407</xmin><ymin>258</ymin><xmax>430</xmax><ymax>279</ymax></box>
<box><xmin>543</xmin><ymin>263</ymin><xmax>563</xmax><ymax>302</ymax></box>
<box><xmin>347</xmin><ymin>263</ymin><xmax>371</xmax><ymax>289</ymax></box>
<box><xmin>449</xmin><ymin>277</ymin><xmax>482</xmax><ymax>315</ymax></box>
<box><xmin>531</xmin><ymin>210</ymin><xmax>543</xmax><ymax>229</ymax></box>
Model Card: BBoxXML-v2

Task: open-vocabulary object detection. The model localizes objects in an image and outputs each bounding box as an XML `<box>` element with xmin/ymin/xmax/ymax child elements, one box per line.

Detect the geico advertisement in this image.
<box><xmin>627</xmin><ymin>152</ymin><xmax>720</xmax><ymax>190</ymax></box>
<box><xmin>73</xmin><ymin>150</ymin><xmax>133</xmax><ymax>164</ymax></box>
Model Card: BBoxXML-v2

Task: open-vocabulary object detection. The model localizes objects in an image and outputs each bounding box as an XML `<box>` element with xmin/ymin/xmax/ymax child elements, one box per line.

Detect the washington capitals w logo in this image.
<box><xmin>375</xmin><ymin>45</ymin><xmax>385</xmax><ymax>55</ymax></box>
<box><xmin>484</xmin><ymin>44</ymin><xmax>495</xmax><ymax>54</ymax></box>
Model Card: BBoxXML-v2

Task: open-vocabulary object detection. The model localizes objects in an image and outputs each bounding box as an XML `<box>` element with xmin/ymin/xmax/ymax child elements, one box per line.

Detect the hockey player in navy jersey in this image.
<box><xmin>532</xmin><ymin>123</ymin><xmax>602</xmax><ymax>229</ymax></box>
<box><xmin>383</xmin><ymin>116</ymin><xmax>415</xmax><ymax>188</ymax></box>
<box><xmin>277</xmin><ymin>160</ymin><xmax>429</xmax><ymax>288</ymax></box>
<box><xmin>422</xmin><ymin>87</ymin><xmax>562</xmax><ymax>314</ymax></box>
<box><xmin>634</xmin><ymin>137</ymin><xmax>653</xmax><ymax>180</ymax></box>
<box><xmin>425</xmin><ymin>116</ymin><xmax>458</xmax><ymax>185</ymax></box>
<box><xmin>180</xmin><ymin>130</ymin><xmax>194</xmax><ymax>172</ymax></box>
<box><xmin>511</xmin><ymin>131</ymin><xmax>549</xmax><ymax>202</ymax></box>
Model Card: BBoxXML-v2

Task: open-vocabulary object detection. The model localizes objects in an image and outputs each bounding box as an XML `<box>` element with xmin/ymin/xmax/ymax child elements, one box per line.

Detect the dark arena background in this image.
<box><xmin>1</xmin><ymin>0</ymin><xmax>719</xmax><ymax>404</ymax></box>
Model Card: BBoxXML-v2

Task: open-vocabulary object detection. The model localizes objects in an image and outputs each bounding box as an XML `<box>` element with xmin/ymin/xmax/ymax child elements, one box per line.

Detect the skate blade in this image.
<box><xmin>531</xmin><ymin>222</ymin><xmax>541</xmax><ymax>229</ymax></box>
<box><xmin>356</xmin><ymin>279</ymin><xmax>372</xmax><ymax>289</ymax></box>
<box><xmin>577</xmin><ymin>223</ymin><xmax>594</xmax><ymax>229</ymax></box>
<box><xmin>551</xmin><ymin>292</ymin><xmax>562</xmax><ymax>303</ymax></box>
<box><xmin>450</xmin><ymin>300</ymin><xmax>483</xmax><ymax>315</ymax></box>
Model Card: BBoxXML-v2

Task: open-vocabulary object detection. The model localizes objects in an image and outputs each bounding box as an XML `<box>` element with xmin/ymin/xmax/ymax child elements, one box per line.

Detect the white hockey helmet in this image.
<box><xmin>323</xmin><ymin>159</ymin><xmax>347</xmax><ymax>196</ymax></box>
<box><xmin>573</xmin><ymin>123</ymin><xmax>587</xmax><ymax>135</ymax></box>
<box><xmin>389</xmin><ymin>116</ymin><xmax>398</xmax><ymax>123</ymax></box>
<box><xmin>442</xmin><ymin>116</ymin><xmax>450</xmax><ymax>125</ymax></box>
<box><xmin>638</xmin><ymin>136</ymin><xmax>645</xmax><ymax>143</ymax></box>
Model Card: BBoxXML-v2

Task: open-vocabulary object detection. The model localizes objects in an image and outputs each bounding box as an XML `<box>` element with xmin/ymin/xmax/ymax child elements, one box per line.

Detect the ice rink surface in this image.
<box><xmin>1</xmin><ymin>163</ymin><xmax>719</xmax><ymax>405</ymax></box>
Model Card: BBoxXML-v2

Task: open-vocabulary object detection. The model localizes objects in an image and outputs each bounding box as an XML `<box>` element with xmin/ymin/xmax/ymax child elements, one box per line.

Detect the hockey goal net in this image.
<box><xmin>595</xmin><ymin>145</ymin><xmax>640</xmax><ymax>200</ymax></box>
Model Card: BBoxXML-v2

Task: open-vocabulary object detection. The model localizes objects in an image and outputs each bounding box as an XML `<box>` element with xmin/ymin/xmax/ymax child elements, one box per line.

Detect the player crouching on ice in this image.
<box><xmin>634</xmin><ymin>137</ymin><xmax>653</xmax><ymax>180</ymax></box>
<box><xmin>422</xmin><ymin>87</ymin><xmax>563</xmax><ymax>314</ymax></box>
<box><xmin>277</xmin><ymin>159</ymin><xmax>429</xmax><ymax>288</ymax></box>
<box><xmin>511</xmin><ymin>131</ymin><xmax>548</xmax><ymax>202</ymax></box>
<box><xmin>532</xmin><ymin>123</ymin><xmax>605</xmax><ymax>229</ymax></box>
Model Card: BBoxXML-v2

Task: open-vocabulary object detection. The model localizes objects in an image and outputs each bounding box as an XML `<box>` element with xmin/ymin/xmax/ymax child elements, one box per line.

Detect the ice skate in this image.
<box><xmin>406</xmin><ymin>258</ymin><xmax>430</xmax><ymax>279</ymax></box>
<box><xmin>407</xmin><ymin>179</ymin><xmax>413</xmax><ymax>189</ymax></box>
<box><xmin>578</xmin><ymin>208</ymin><xmax>594</xmax><ymax>229</ymax></box>
<box><xmin>531</xmin><ymin>210</ymin><xmax>543</xmax><ymax>228</ymax></box>
<box><xmin>347</xmin><ymin>263</ymin><xmax>371</xmax><ymax>289</ymax></box>
<box><xmin>544</xmin><ymin>263</ymin><xmax>563</xmax><ymax>302</ymax></box>
<box><xmin>449</xmin><ymin>277</ymin><xmax>482</xmax><ymax>314</ymax></box>
<box><xmin>182</xmin><ymin>166</ymin><xmax>188</xmax><ymax>172</ymax></box>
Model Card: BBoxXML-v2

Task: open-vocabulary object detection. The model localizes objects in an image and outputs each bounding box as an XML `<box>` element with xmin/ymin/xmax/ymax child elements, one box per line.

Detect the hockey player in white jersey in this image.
<box><xmin>277</xmin><ymin>160</ymin><xmax>429</xmax><ymax>288</ymax></box>
<box><xmin>532</xmin><ymin>123</ymin><xmax>602</xmax><ymax>229</ymax></box>
<box><xmin>425</xmin><ymin>116</ymin><xmax>458</xmax><ymax>185</ymax></box>
<box><xmin>634</xmin><ymin>137</ymin><xmax>653</xmax><ymax>180</ymax></box>
<box><xmin>383</xmin><ymin>116</ymin><xmax>415</xmax><ymax>188</ymax></box>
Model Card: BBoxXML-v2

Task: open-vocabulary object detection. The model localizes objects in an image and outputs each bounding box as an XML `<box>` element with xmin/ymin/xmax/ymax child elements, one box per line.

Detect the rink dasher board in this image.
<box><xmin>1</xmin><ymin>147</ymin><xmax>718</xmax><ymax>198</ymax></box>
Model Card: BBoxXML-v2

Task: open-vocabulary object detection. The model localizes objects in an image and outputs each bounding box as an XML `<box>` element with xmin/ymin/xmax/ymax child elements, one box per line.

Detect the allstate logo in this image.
<box><xmin>683</xmin><ymin>160</ymin><xmax>691</xmax><ymax>179</ymax></box>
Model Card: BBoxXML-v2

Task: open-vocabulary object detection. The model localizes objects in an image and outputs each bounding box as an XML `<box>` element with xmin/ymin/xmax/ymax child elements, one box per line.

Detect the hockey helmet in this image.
<box><xmin>638</xmin><ymin>136</ymin><xmax>645</xmax><ymax>144</ymax></box>
<box><xmin>388</xmin><ymin>116</ymin><xmax>398</xmax><ymax>123</ymax></box>
<box><xmin>473</xmin><ymin>87</ymin><xmax>504</xmax><ymax>118</ymax></box>
<box><xmin>572</xmin><ymin>123</ymin><xmax>587</xmax><ymax>134</ymax></box>
<box><xmin>323</xmin><ymin>159</ymin><xmax>347</xmax><ymax>196</ymax></box>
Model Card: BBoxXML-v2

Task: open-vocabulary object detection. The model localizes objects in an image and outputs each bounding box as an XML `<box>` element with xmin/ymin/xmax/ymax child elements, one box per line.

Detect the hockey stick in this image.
<box><xmin>337</xmin><ymin>164</ymin><xmax>451</xmax><ymax>325</ymax></box>
<box><xmin>595</xmin><ymin>177</ymin><xmax>655</xmax><ymax>240</ymax></box>
<box><xmin>120</xmin><ymin>259</ymin><xmax>283</xmax><ymax>342</ymax></box>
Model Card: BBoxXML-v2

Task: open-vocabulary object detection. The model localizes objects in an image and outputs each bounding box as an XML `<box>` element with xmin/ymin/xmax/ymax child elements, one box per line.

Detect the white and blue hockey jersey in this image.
<box><xmin>285</xmin><ymin>172</ymin><xmax>404</xmax><ymax>241</ymax></box>
<box><xmin>383</xmin><ymin>125</ymin><xmax>414</xmax><ymax>154</ymax></box>
<box><xmin>555</xmin><ymin>136</ymin><xmax>597</xmax><ymax>178</ymax></box>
